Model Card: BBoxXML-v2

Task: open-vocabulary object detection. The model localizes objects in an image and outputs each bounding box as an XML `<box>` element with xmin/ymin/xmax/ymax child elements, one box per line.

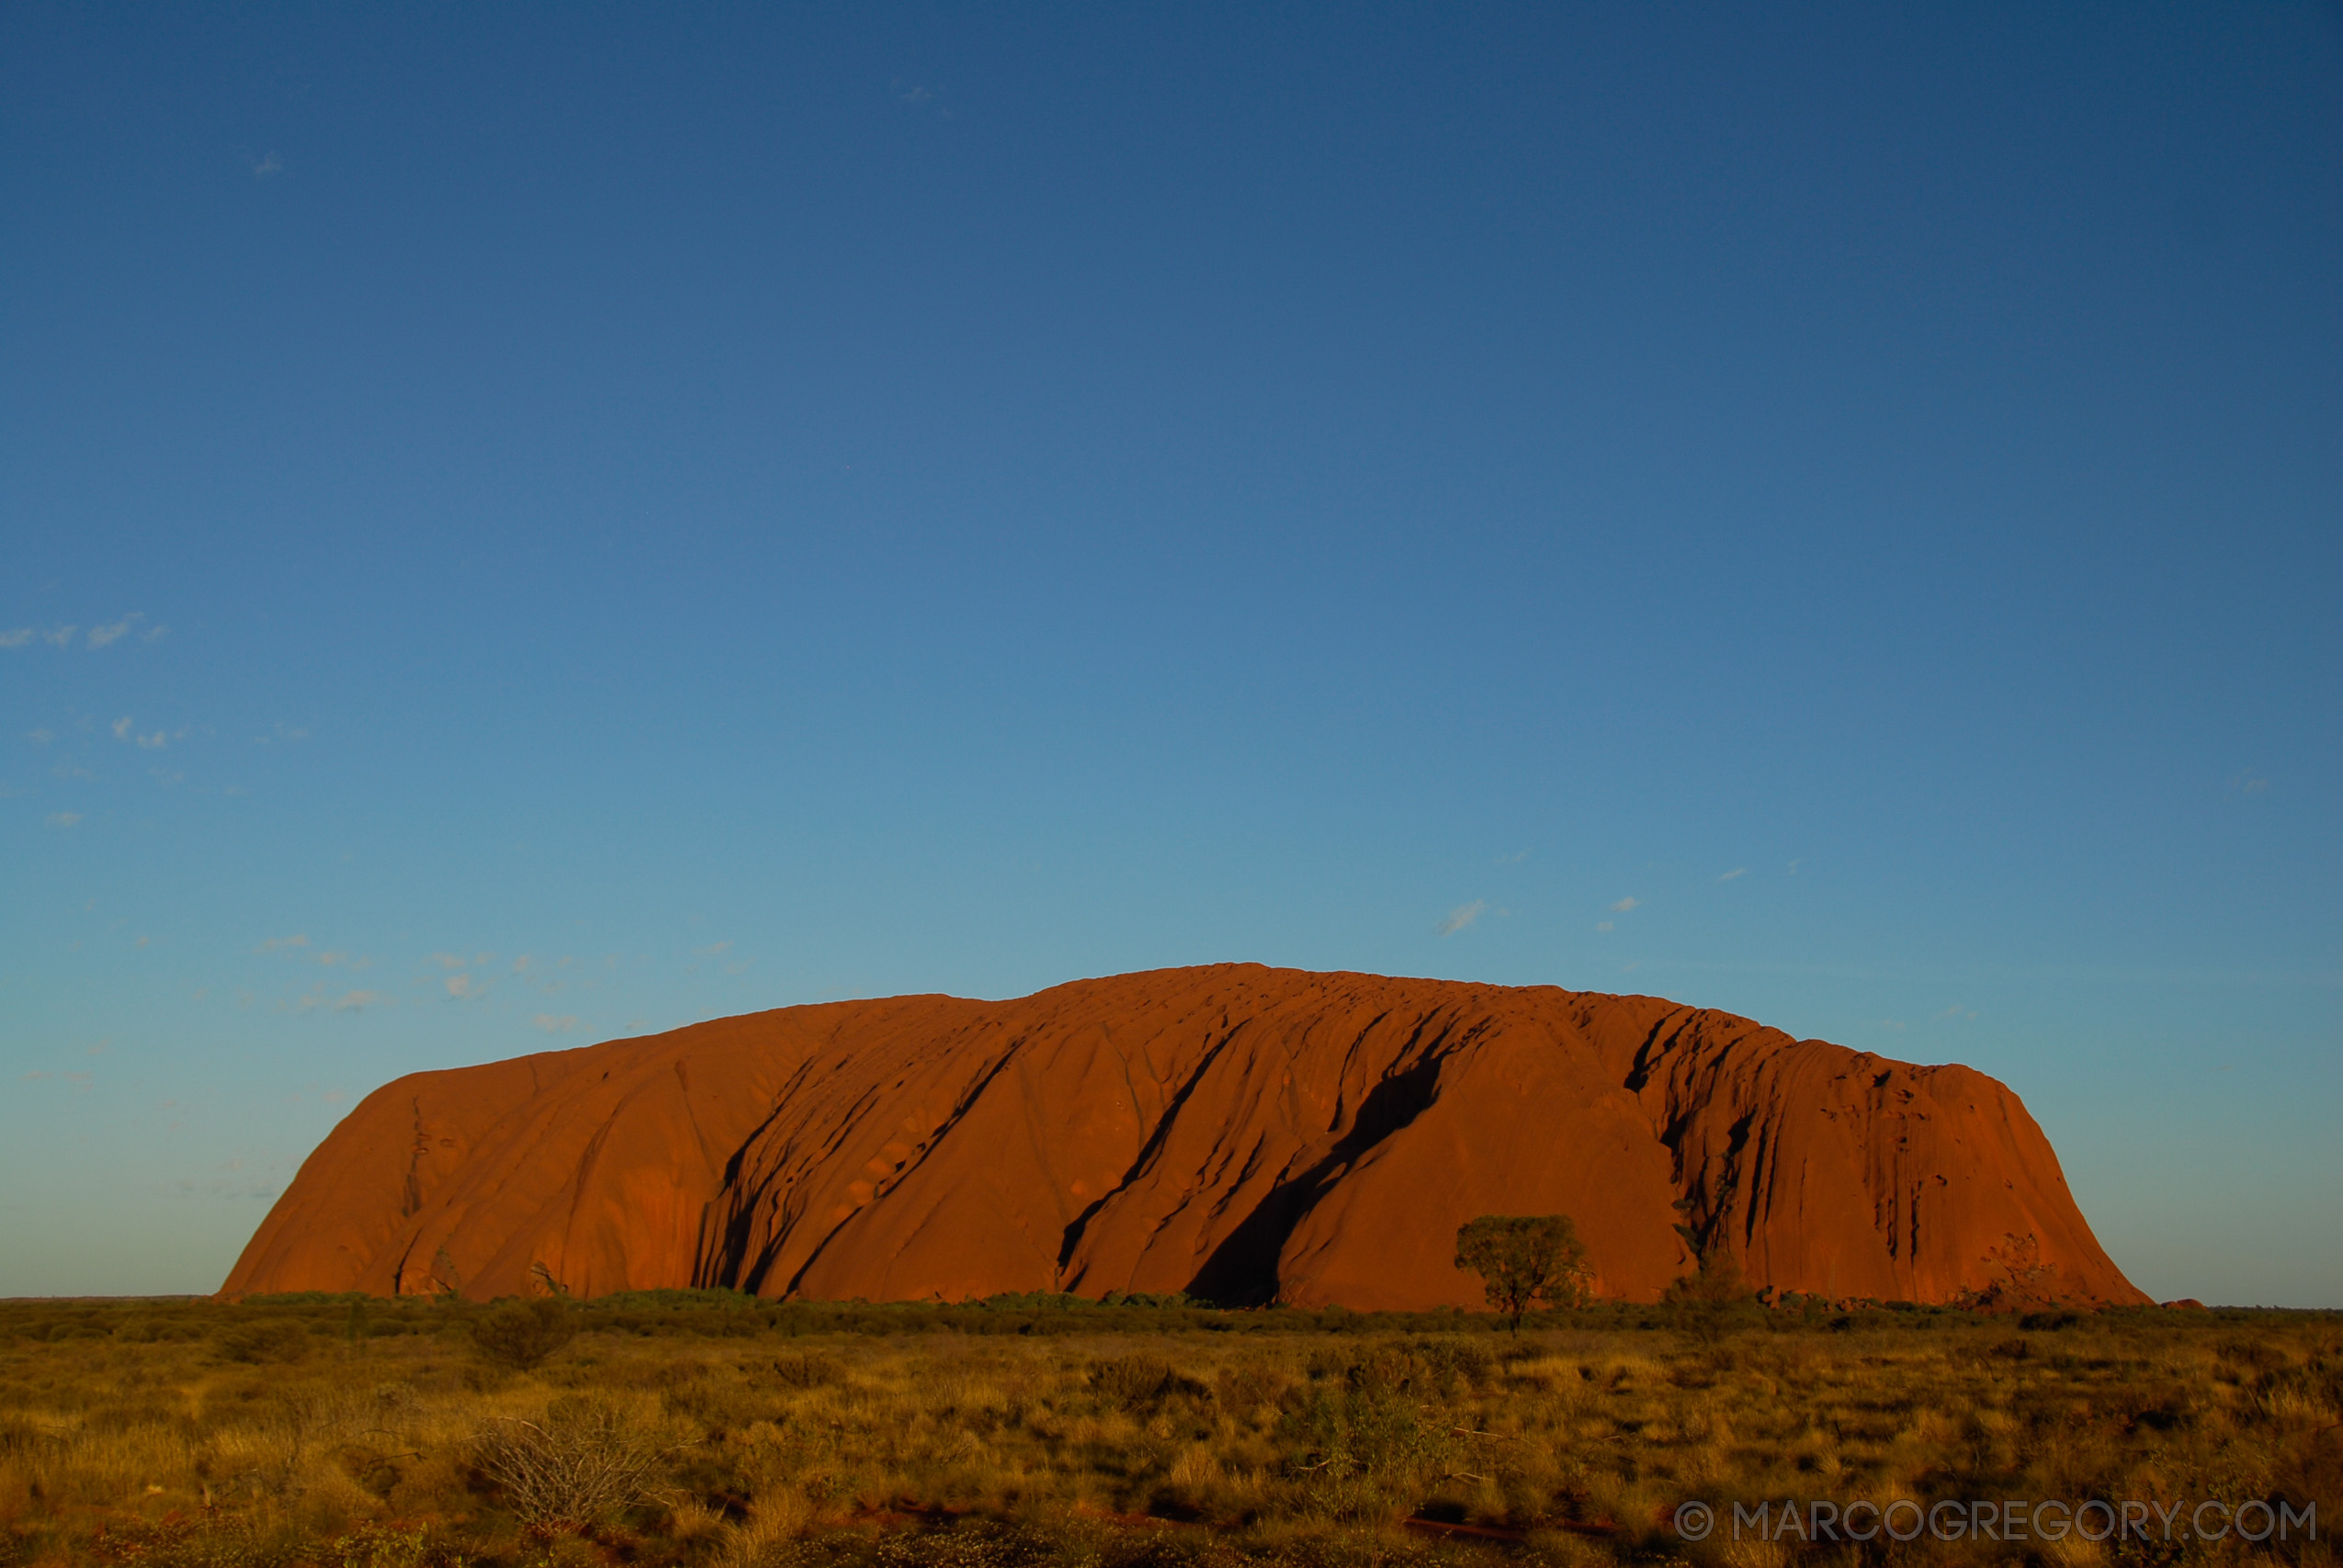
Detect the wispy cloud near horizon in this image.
<box><xmin>293</xmin><ymin>987</ymin><xmax>388</xmax><ymax>1014</ymax></box>
<box><xmin>1436</xmin><ymin>899</ymin><xmax>1486</xmax><ymax>936</ymax></box>
<box><xmin>2</xmin><ymin>615</ymin><xmax>162</xmax><ymax>650</ymax></box>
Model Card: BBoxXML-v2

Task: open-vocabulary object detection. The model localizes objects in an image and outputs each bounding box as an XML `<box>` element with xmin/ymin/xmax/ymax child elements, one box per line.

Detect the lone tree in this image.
<box><xmin>1662</xmin><ymin>1226</ymin><xmax>1754</xmax><ymax>1342</ymax></box>
<box><xmin>1454</xmin><ymin>1213</ymin><xmax>1592</xmax><ymax>1329</ymax></box>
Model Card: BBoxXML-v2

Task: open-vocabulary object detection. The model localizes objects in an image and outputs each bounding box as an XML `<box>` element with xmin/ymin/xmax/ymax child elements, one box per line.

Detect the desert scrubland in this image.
<box><xmin>1</xmin><ymin>1293</ymin><xmax>2335</xmax><ymax>1568</ymax></box>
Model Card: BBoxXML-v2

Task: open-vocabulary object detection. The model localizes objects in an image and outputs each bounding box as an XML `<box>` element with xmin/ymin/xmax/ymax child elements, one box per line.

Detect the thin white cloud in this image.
<box><xmin>1493</xmin><ymin>849</ymin><xmax>1528</xmax><ymax>865</ymax></box>
<box><xmin>696</xmin><ymin>941</ymin><xmax>732</xmax><ymax>956</ymax></box>
<box><xmin>252</xmin><ymin>152</ymin><xmax>282</xmax><ymax>176</ymax></box>
<box><xmin>44</xmin><ymin>626</ymin><xmax>76</xmax><ymax>648</ymax></box>
<box><xmin>0</xmin><ymin>629</ymin><xmax>33</xmax><ymax>649</ymax></box>
<box><xmin>532</xmin><ymin>1013</ymin><xmax>579</xmax><ymax>1032</ymax></box>
<box><xmin>112</xmin><ymin>716</ymin><xmax>131</xmax><ymax>739</ymax></box>
<box><xmin>295</xmin><ymin>986</ymin><xmax>389</xmax><ymax>1014</ymax></box>
<box><xmin>1717</xmin><ymin>868</ymin><xmax>1747</xmax><ymax>882</ymax></box>
<box><xmin>430</xmin><ymin>952</ymin><xmax>467</xmax><ymax>969</ymax></box>
<box><xmin>446</xmin><ymin>973</ymin><xmax>480</xmax><ymax>998</ymax></box>
<box><xmin>47</xmin><ymin>811</ymin><xmax>81</xmax><ymax>828</ymax></box>
<box><xmin>87</xmin><ymin>614</ymin><xmax>143</xmax><ymax>649</ymax></box>
<box><xmin>1608</xmin><ymin>897</ymin><xmax>1639</xmax><ymax>913</ymax></box>
<box><xmin>28</xmin><ymin>728</ymin><xmax>53</xmax><ymax>744</ymax></box>
<box><xmin>255</xmin><ymin>934</ymin><xmax>309</xmax><ymax>953</ymax></box>
<box><xmin>1436</xmin><ymin>899</ymin><xmax>1487</xmax><ymax>937</ymax></box>
<box><xmin>1594</xmin><ymin>919</ymin><xmax>1614</xmax><ymax>933</ymax></box>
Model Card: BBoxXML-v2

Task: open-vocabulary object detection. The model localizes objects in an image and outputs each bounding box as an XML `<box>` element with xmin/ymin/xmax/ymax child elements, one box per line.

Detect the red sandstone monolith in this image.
<box><xmin>223</xmin><ymin>964</ymin><xmax>2146</xmax><ymax>1308</ymax></box>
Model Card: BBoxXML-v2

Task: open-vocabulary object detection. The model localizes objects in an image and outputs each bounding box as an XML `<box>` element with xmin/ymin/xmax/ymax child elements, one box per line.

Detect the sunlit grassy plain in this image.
<box><xmin>1</xmin><ymin>1292</ymin><xmax>2334</xmax><ymax>1568</ymax></box>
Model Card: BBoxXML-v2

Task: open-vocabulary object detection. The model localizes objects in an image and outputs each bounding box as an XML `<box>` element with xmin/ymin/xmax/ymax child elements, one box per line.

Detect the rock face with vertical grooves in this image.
<box><xmin>222</xmin><ymin>964</ymin><xmax>2146</xmax><ymax>1308</ymax></box>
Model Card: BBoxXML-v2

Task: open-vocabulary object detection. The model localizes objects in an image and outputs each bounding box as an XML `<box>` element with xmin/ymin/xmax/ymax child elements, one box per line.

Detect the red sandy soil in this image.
<box><xmin>222</xmin><ymin>964</ymin><xmax>2146</xmax><ymax>1308</ymax></box>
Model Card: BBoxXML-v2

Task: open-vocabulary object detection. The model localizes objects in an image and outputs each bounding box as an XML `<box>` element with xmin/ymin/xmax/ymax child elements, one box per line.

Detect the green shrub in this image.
<box><xmin>470</xmin><ymin>1299</ymin><xmax>577</xmax><ymax>1371</ymax></box>
<box><xmin>216</xmin><ymin>1321</ymin><xmax>313</xmax><ymax>1364</ymax></box>
<box><xmin>1213</xmin><ymin>1359</ymin><xmax>1296</xmax><ymax>1416</ymax></box>
<box><xmin>85</xmin><ymin>1511</ymin><xmax>300</xmax><ymax>1568</ymax></box>
<box><xmin>1401</xmin><ymin>1335</ymin><xmax>1496</xmax><ymax>1395</ymax></box>
<box><xmin>1281</xmin><ymin>1377</ymin><xmax>1450</xmax><ymax>1490</ymax></box>
<box><xmin>765</xmin><ymin>1350</ymin><xmax>845</xmax><ymax>1388</ymax></box>
<box><xmin>1086</xmin><ymin>1355</ymin><xmax>1209</xmax><ymax>1413</ymax></box>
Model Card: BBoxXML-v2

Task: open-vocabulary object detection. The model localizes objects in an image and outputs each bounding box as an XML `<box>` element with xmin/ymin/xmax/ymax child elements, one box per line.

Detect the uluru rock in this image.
<box><xmin>223</xmin><ymin>964</ymin><xmax>2147</xmax><ymax>1308</ymax></box>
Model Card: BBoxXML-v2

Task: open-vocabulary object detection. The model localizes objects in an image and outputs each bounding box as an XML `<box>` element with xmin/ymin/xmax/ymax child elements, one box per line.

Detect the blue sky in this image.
<box><xmin>3</xmin><ymin>4</ymin><xmax>2337</xmax><ymax>1305</ymax></box>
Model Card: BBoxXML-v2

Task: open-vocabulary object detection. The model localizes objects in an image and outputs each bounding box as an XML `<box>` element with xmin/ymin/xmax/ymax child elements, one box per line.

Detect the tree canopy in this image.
<box><xmin>1662</xmin><ymin>1227</ymin><xmax>1756</xmax><ymax>1340</ymax></box>
<box><xmin>1453</xmin><ymin>1213</ymin><xmax>1592</xmax><ymax>1328</ymax></box>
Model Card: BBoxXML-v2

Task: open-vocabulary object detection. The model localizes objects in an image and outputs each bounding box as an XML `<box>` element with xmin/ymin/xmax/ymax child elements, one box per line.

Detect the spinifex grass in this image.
<box><xmin>0</xmin><ymin>1295</ymin><xmax>2333</xmax><ymax>1567</ymax></box>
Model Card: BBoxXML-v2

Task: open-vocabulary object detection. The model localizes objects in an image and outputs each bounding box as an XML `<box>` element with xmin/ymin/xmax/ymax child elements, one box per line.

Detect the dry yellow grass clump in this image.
<box><xmin>0</xmin><ymin>1295</ymin><xmax>2333</xmax><ymax>1568</ymax></box>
